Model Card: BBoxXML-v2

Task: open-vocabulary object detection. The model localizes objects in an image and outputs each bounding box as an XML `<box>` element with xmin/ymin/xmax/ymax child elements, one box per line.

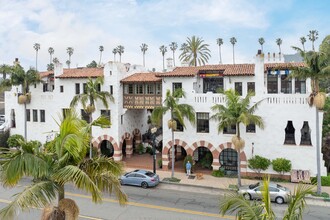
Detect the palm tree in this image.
<box><xmin>140</xmin><ymin>43</ymin><xmax>148</xmax><ymax>67</ymax></box>
<box><xmin>70</xmin><ymin>76</ymin><xmax>114</xmax><ymax>159</ymax></box>
<box><xmin>99</xmin><ymin>45</ymin><xmax>104</xmax><ymax>65</ymax></box>
<box><xmin>66</xmin><ymin>47</ymin><xmax>74</xmax><ymax>68</ymax></box>
<box><xmin>258</xmin><ymin>37</ymin><xmax>265</xmax><ymax>52</ymax></box>
<box><xmin>169</xmin><ymin>42</ymin><xmax>178</xmax><ymax>66</ymax></box>
<box><xmin>112</xmin><ymin>48</ymin><xmax>118</xmax><ymax>62</ymax></box>
<box><xmin>290</xmin><ymin>45</ymin><xmax>330</xmax><ymax>195</ymax></box>
<box><xmin>179</xmin><ymin>36</ymin><xmax>211</xmax><ymax>66</ymax></box>
<box><xmin>300</xmin><ymin>37</ymin><xmax>307</xmax><ymax>51</ymax></box>
<box><xmin>211</xmin><ymin>89</ymin><xmax>264</xmax><ymax>186</ymax></box>
<box><xmin>230</xmin><ymin>37</ymin><xmax>237</xmax><ymax>64</ymax></box>
<box><xmin>220</xmin><ymin>176</ymin><xmax>314</xmax><ymax>219</ymax></box>
<box><xmin>117</xmin><ymin>45</ymin><xmax>124</xmax><ymax>62</ymax></box>
<box><xmin>0</xmin><ymin>64</ymin><xmax>42</xmax><ymax>140</ymax></box>
<box><xmin>159</xmin><ymin>45</ymin><xmax>167</xmax><ymax>71</ymax></box>
<box><xmin>33</xmin><ymin>43</ymin><xmax>40</xmax><ymax>71</ymax></box>
<box><xmin>0</xmin><ymin>64</ymin><xmax>12</xmax><ymax>80</ymax></box>
<box><xmin>308</xmin><ymin>30</ymin><xmax>319</xmax><ymax>51</ymax></box>
<box><xmin>180</xmin><ymin>43</ymin><xmax>188</xmax><ymax>52</ymax></box>
<box><xmin>151</xmin><ymin>88</ymin><xmax>195</xmax><ymax>178</ymax></box>
<box><xmin>53</xmin><ymin>57</ymin><xmax>59</xmax><ymax>64</ymax></box>
<box><xmin>0</xmin><ymin>110</ymin><xmax>127</xmax><ymax>219</ymax></box>
<box><xmin>276</xmin><ymin>38</ymin><xmax>282</xmax><ymax>54</ymax></box>
<box><xmin>216</xmin><ymin>38</ymin><xmax>223</xmax><ymax>64</ymax></box>
<box><xmin>48</xmin><ymin>47</ymin><xmax>54</xmax><ymax>65</ymax></box>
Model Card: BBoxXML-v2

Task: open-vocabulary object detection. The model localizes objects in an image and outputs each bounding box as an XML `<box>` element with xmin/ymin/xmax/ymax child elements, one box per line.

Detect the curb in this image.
<box><xmin>160</xmin><ymin>180</ymin><xmax>330</xmax><ymax>203</ymax></box>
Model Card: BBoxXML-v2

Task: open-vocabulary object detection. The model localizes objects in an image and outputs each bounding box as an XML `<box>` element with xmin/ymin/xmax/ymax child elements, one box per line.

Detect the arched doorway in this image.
<box><xmin>193</xmin><ymin>147</ymin><xmax>213</xmax><ymax>171</ymax></box>
<box><xmin>100</xmin><ymin>140</ymin><xmax>114</xmax><ymax>157</ymax></box>
<box><xmin>219</xmin><ymin>148</ymin><xmax>238</xmax><ymax>175</ymax></box>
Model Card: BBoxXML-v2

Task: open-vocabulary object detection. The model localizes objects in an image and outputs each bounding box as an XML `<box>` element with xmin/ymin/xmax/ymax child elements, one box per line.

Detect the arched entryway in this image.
<box><xmin>219</xmin><ymin>148</ymin><xmax>238</xmax><ymax>175</ymax></box>
<box><xmin>91</xmin><ymin>135</ymin><xmax>120</xmax><ymax>161</ymax></box>
<box><xmin>193</xmin><ymin>146</ymin><xmax>213</xmax><ymax>171</ymax></box>
<box><xmin>218</xmin><ymin>142</ymin><xmax>247</xmax><ymax>175</ymax></box>
<box><xmin>162</xmin><ymin>139</ymin><xmax>189</xmax><ymax>171</ymax></box>
<box><xmin>100</xmin><ymin>140</ymin><xmax>114</xmax><ymax>157</ymax></box>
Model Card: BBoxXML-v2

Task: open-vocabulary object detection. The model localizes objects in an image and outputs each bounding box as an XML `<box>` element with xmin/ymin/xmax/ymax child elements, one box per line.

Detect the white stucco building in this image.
<box><xmin>4</xmin><ymin>51</ymin><xmax>327</xmax><ymax>180</ymax></box>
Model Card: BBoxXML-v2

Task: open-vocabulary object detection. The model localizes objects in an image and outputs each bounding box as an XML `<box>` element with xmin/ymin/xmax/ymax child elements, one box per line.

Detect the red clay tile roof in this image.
<box><xmin>121</xmin><ymin>72</ymin><xmax>162</xmax><ymax>83</ymax></box>
<box><xmin>39</xmin><ymin>71</ymin><xmax>53</xmax><ymax>78</ymax></box>
<box><xmin>55</xmin><ymin>67</ymin><xmax>104</xmax><ymax>78</ymax></box>
<box><xmin>156</xmin><ymin>64</ymin><xmax>255</xmax><ymax>77</ymax></box>
<box><xmin>264</xmin><ymin>62</ymin><xmax>306</xmax><ymax>72</ymax></box>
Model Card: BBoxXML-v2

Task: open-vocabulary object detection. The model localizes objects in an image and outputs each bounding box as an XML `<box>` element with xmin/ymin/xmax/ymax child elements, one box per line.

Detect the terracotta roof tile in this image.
<box><xmin>39</xmin><ymin>71</ymin><xmax>53</xmax><ymax>78</ymax></box>
<box><xmin>264</xmin><ymin>62</ymin><xmax>306</xmax><ymax>72</ymax></box>
<box><xmin>121</xmin><ymin>72</ymin><xmax>162</xmax><ymax>83</ymax></box>
<box><xmin>56</xmin><ymin>67</ymin><xmax>103</xmax><ymax>78</ymax></box>
<box><xmin>156</xmin><ymin>64</ymin><xmax>255</xmax><ymax>77</ymax></box>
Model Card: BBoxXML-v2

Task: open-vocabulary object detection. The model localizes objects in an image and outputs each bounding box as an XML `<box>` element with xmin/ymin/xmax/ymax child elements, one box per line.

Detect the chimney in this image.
<box><xmin>268</xmin><ymin>52</ymin><xmax>270</xmax><ymax>61</ymax></box>
<box><xmin>166</xmin><ymin>58</ymin><xmax>173</xmax><ymax>70</ymax></box>
<box><xmin>13</xmin><ymin>58</ymin><xmax>20</xmax><ymax>66</ymax></box>
<box><xmin>273</xmin><ymin>53</ymin><xmax>275</xmax><ymax>61</ymax></box>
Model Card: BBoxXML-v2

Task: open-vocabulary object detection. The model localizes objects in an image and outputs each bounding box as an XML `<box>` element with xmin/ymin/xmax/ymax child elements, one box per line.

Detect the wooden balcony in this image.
<box><xmin>123</xmin><ymin>94</ymin><xmax>162</xmax><ymax>109</ymax></box>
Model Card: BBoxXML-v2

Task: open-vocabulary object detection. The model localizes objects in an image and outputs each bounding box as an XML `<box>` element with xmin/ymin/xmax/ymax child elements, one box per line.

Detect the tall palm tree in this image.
<box><xmin>99</xmin><ymin>45</ymin><xmax>104</xmax><ymax>65</ymax></box>
<box><xmin>290</xmin><ymin>45</ymin><xmax>330</xmax><ymax>195</ymax></box>
<box><xmin>179</xmin><ymin>36</ymin><xmax>211</xmax><ymax>66</ymax></box>
<box><xmin>300</xmin><ymin>36</ymin><xmax>307</xmax><ymax>51</ymax></box>
<box><xmin>66</xmin><ymin>60</ymin><xmax>71</xmax><ymax>69</ymax></box>
<box><xmin>140</xmin><ymin>43</ymin><xmax>148</xmax><ymax>67</ymax></box>
<box><xmin>0</xmin><ymin>64</ymin><xmax>42</xmax><ymax>140</ymax></box>
<box><xmin>117</xmin><ymin>45</ymin><xmax>124</xmax><ymax>62</ymax></box>
<box><xmin>258</xmin><ymin>37</ymin><xmax>265</xmax><ymax>52</ymax></box>
<box><xmin>169</xmin><ymin>42</ymin><xmax>178</xmax><ymax>66</ymax></box>
<box><xmin>0</xmin><ymin>110</ymin><xmax>127</xmax><ymax>219</ymax></box>
<box><xmin>70</xmin><ymin>76</ymin><xmax>114</xmax><ymax>159</ymax></box>
<box><xmin>308</xmin><ymin>30</ymin><xmax>319</xmax><ymax>51</ymax></box>
<box><xmin>220</xmin><ymin>176</ymin><xmax>314</xmax><ymax>219</ymax></box>
<box><xmin>0</xmin><ymin>64</ymin><xmax>12</xmax><ymax>80</ymax></box>
<box><xmin>53</xmin><ymin>57</ymin><xmax>59</xmax><ymax>64</ymax></box>
<box><xmin>159</xmin><ymin>45</ymin><xmax>167</xmax><ymax>71</ymax></box>
<box><xmin>48</xmin><ymin>47</ymin><xmax>54</xmax><ymax>65</ymax></box>
<box><xmin>211</xmin><ymin>89</ymin><xmax>264</xmax><ymax>186</ymax></box>
<box><xmin>151</xmin><ymin>88</ymin><xmax>195</xmax><ymax>178</ymax></box>
<box><xmin>230</xmin><ymin>37</ymin><xmax>237</xmax><ymax>64</ymax></box>
<box><xmin>112</xmin><ymin>48</ymin><xmax>118</xmax><ymax>62</ymax></box>
<box><xmin>276</xmin><ymin>38</ymin><xmax>282</xmax><ymax>54</ymax></box>
<box><xmin>216</xmin><ymin>38</ymin><xmax>223</xmax><ymax>64</ymax></box>
<box><xmin>33</xmin><ymin>43</ymin><xmax>40</xmax><ymax>71</ymax></box>
<box><xmin>66</xmin><ymin>47</ymin><xmax>74</xmax><ymax>68</ymax></box>
<box><xmin>180</xmin><ymin>43</ymin><xmax>188</xmax><ymax>52</ymax></box>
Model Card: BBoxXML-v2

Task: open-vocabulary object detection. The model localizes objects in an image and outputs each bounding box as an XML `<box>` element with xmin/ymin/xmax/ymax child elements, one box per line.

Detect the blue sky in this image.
<box><xmin>0</xmin><ymin>0</ymin><xmax>329</xmax><ymax>72</ymax></box>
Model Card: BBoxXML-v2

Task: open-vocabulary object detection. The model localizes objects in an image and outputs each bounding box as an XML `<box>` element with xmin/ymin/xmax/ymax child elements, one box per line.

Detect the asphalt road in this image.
<box><xmin>0</xmin><ymin>181</ymin><xmax>329</xmax><ymax>220</ymax></box>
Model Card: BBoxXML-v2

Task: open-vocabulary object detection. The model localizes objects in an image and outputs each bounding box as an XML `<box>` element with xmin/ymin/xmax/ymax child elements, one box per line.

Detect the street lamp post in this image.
<box><xmin>151</xmin><ymin>127</ymin><xmax>157</xmax><ymax>174</ymax></box>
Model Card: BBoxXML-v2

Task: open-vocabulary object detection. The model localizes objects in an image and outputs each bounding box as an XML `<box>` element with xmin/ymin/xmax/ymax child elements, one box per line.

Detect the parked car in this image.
<box><xmin>120</xmin><ymin>169</ymin><xmax>160</xmax><ymax>189</ymax></box>
<box><xmin>238</xmin><ymin>182</ymin><xmax>290</xmax><ymax>204</ymax></box>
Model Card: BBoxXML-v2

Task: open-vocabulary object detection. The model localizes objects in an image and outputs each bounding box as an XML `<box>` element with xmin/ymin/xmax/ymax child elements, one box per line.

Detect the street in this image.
<box><xmin>0</xmin><ymin>180</ymin><xmax>330</xmax><ymax>220</ymax></box>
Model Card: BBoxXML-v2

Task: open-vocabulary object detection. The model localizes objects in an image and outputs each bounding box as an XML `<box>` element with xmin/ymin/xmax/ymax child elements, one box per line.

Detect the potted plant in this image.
<box><xmin>138</xmin><ymin>143</ymin><xmax>144</xmax><ymax>155</ymax></box>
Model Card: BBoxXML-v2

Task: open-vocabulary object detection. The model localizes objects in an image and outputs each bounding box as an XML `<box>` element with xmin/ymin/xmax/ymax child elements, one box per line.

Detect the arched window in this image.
<box><xmin>284</xmin><ymin>121</ymin><xmax>296</xmax><ymax>145</ymax></box>
<box><xmin>300</xmin><ymin>121</ymin><xmax>312</xmax><ymax>145</ymax></box>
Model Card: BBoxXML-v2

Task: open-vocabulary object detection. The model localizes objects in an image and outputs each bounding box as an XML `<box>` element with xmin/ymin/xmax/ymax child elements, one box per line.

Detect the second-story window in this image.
<box><xmin>146</xmin><ymin>84</ymin><xmax>154</xmax><ymax>94</ymax></box>
<box><xmin>172</xmin><ymin>83</ymin><xmax>182</xmax><ymax>92</ymax></box>
<box><xmin>60</xmin><ymin>85</ymin><xmax>64</xmax><ymax>93</ymax></box>
<box><xmin>128</xmin><ymin>84</ymin><xmax>133</xmax><ymax>94</ymax></box>
<box><xmin>33</xmin><ymin>109</ymin><xmax>38</xmax><ymax>122</ymax></box>
<box><xmin>97</xmin><ymin>83</ymin><xmax>101</xmax><ymax>92</ymax></box>
<box><xmin>197</xmin><ymin>113</ymin><xmax>209</xmax><ymax>133</ymax></box>
<box><xmin>281</xmin><ymin>75</ymin><xmax>292</xmax><ymax>94</ymax></box>
<box><xmin>173</xmin><ymin>118</ymin><xmax>184</xmax><ymax>132</ymax></box>
<box><xmin>246</xmin><ymin>123</ymin><xmax>256</xmax><ymax>133</ymax></box>
<box><xmin>267</xmin><ymin>75</ymin><xmax>278</xmax><ymax>94</ymax></box>
<box><xmin>101</xmin><ymin>110</ymin><xmax>111</xmax><ymax>122</ymax></box>
<box><xmin>223</xmin><ymin>124</ymin><xmax>236</xmax><ymax>134</ymax></box>
<box><xmin>83</xmin><ymin>83</ymin><xmax>87</xmax><ymax>94</ymax></box>
<box><xmin>247</xmin><ymin>82</ymin><xmax>255</xmax><ymax>95</ymax></box>
<box><xmin>26</xmin><ymin>109</ymin><xmax>30</xmax><ymax>122</ymax></box>
<box><xmin>110</xmin><ymin>85</ymin><xmax>113</xmax><ymax>95</ymax></box>
<box><xmin>81</xmin><ymin>109</ymin><xmax>90</xmax><ymax>123</ymax></box>
<box><xmin>135</xmin><ymin>84</ymin><xmax>144</xmax><ymax>94</ymax></box>
<box><xmin>295</xmin><ymin>79</ymin><xmax>306</xmax><ymax>94</ymax></box>
<box><xmin>156</xmin><ymin>83</ymin><xmax>162</xmax><ymax>95</ymax></box>
<box><xmin>40</xmin><ymin>110</ymin><xmax>45</xmax><ymax>122</ymax></box>
<box><xmin>284</xmin><ymin>121</ymin><xmax>295</xmax><ymax>145</ymax></box>
<box><xmin>43</xmin><ymin>83</ymin><xmax>48</xmax><ymax>92</ymax></box>
<box><xmin>75</xmin><ymin>83</ymin><xmax>80</xmax><ymax>94</ymax></box>
<box><xmin>235</xmin><ymin>82</ymin><xmax>242</xmax><ymax>96</ymax></box>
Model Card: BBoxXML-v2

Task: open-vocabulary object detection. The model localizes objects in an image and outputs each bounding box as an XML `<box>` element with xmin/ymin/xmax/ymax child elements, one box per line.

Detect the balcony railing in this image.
<box><xmin>123</xmin><ymin>94</ymin><xmax>162</xmax><ymax>109</ymax></box>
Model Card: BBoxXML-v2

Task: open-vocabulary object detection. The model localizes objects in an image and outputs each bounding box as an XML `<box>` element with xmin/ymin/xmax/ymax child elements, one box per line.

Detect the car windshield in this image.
<box><xmin>124</xmin><ymin>172</ymin><xmax>132</xmax><ymax>176</ymax></box>
<box><xmin>145</xmin><ymin>171</ymin><xmax>155</xmax><ymax>177</ymax></box>
<box><xmin>277</xmin><ymin>184</ymin><xmax>287</xmax><ymax>191</ymax></box>
<box><xmin>249</xmin><ymin>182</ymin><xmax>260</xmax><ymax>189</ymax></box>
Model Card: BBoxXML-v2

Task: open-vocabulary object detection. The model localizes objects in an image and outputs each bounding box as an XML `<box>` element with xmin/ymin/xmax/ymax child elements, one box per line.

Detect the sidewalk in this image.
<box><xmin>124</xmin><ymin>165</ymin><xmax>330</xmax><ymax>207</ymax></box>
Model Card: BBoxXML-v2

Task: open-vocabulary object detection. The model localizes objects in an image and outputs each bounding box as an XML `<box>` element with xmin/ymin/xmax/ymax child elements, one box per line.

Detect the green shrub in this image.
<box><xmin>200</xmin><ymin>152</ymin><xmax>213</xmax><ymax>169</ymax></box>
<box><xmin>158</xmin><ymin>159</ymin><xmax>162</xmax><ymax>168</ymax></box>
<box><xmin>272</xmin><ymin>158</ymin><xmax>292</xmax><ymax>175</ymax></box>
<box><xmin>248</xmin><ymin>155</ymin><xmax>271</xmax><ymax>176</ymax></box>
<box><xmin>212</xmin><ymin>170</ymin><xmax>225</xmax><ymax>177</ymax></box>
<box><xmin>138</xmin><ymin>143</ymin><xmax>144</xmax><ymax>154</ymax></box>
<box><xmin>311</xmin><ymin>175</ymin><xmax>330</xmax><ymax>186</ymax></box>
<box><xmin>7</xmin><ymin>134</ymin><xmax>25</xmax><ymax>148</ymax></box>
<box><xmin>146</xmin><ymin>146</ymin><xmax>153</xmax><ymax>155</ymax></box>
<box><xmin>0</xmin><ymin>130</ymin><xmax>10</xmax><ymax>148</ymax></box>
<box><xmin>183</xmin><ymin>155</ymin><xmax>194</xmax><ymax>172</ymax></box>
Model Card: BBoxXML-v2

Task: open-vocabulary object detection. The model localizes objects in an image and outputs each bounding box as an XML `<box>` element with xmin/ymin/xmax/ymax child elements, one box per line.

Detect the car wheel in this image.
<box><xmin>141</xmin><ymin>181</ymin><xmax>148</xmax><ymax>189</ymax></box>
<box><xmin>275</xmin><ymin>196</ymin><xmax>284</xmax><ymax>204</ymax></box>
<box><xmin>243</xmin><ymin>193</ymin><xmax>251</xmax><ymax>200</ymax></box>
